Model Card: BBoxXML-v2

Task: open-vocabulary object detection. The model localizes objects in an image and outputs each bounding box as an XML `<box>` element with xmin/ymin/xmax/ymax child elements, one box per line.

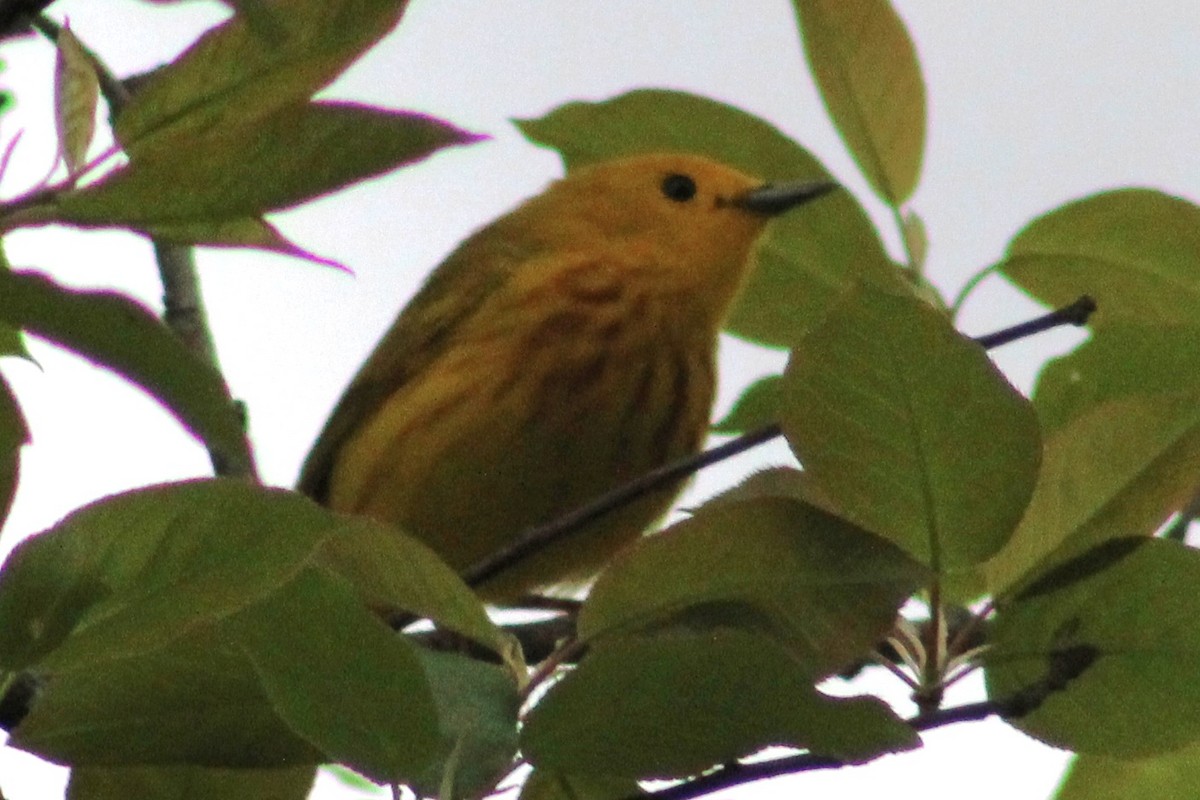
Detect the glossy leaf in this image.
<box><xmin>581</xmin><ymin>496</ymin><xmax>926</xmax><ymax>677</ymax></box>
<box><xmin>523</xmin><ymin>629</ymin><xmax>916</xmax><ymax>778</ymax></box>
<box><xmin>986</xmin><ymin>539</ymin><xmax>1200</xmax><ymax>757</ymax></box>
<box><xmin>1000</xmin><ymin>189</ymin><xmax>1200</xmax><ymax>325</ymax></box>
<box><xmin>781</xmin><ymin>282</ymin><xmax>1040</xmax><ymax>572</ymax></box>
<box><xmin>0</xmin><ymin>270</ymin><xmax>245</xmax><ymax>469</ymax></box>
<box><xmin>516</xmin><ymin>88</ymin><xmax>892</xmax><ymax>346</ymax></box>
<box><xmin>792</xmin><ymin>0</ymin><xmax>926</xmax><ymax>204</ymax></box>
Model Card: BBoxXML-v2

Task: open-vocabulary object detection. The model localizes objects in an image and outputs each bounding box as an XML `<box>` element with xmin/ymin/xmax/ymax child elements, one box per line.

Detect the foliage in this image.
<box><xmin>0</xmin><ymin>1</ymin><xmax>1195</xmax><ymax>799</ymax></box>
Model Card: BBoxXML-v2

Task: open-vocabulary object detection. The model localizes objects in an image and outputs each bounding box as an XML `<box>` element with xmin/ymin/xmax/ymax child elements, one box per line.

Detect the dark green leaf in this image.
<box><xmin>13</xmin><ymin>627</ymin><xmax>322</xmax><ymax>767</ymax></box>
<box><xmin>318</xmin><ymin>517</ymin><xmax>504</xmax><ymax>654</ymax></box>
<box><xmin>986</xmin><ymin>539</ymin><xmax>1200</xmax><ymax>757</ymax></box>
<box><xmin>0</xmin><ymin>480</ymin><xmax>335</xmax><ymax>670</ymax></box>
<box><xmin>711</xmin><ymin>375</ymin><xmax>782</xmax><ymax>434</ymax></box>
<box><xmin>140</xmin><ymin>216</ymin><xmax>345</xmax><ymax>268</ymax></box>
<box><xmin>792</xmin><ymin>0</ymin><xmax>926</xmax><ymax>204</ymax></box>
<box><xmin>519</xmin><ymin>770</ymin><xmax>641</xmax><ymax>800</ymax></box>
<box><xmin>0</xmin><ymin>375</ymin><xmax>29</xmax><ymax>528</ymax></box>
<box><xmin>228</xmin><ymin>568</ymin><xmax>440</xmax><ymax>783</ymax></box>
<box><xmin>62</xmin><ymin>102</ymin><xmax>482</xmax><ymax>225</ymax></box>
<box><xmin>581</xmin><ymin>496</ymin><xmax>925</xmax><ymax>677</ymax></box>
<box><xmin>0</xmin><ymin>270</ymin><xmax>245</xmax><ymax>468</ymax></box>
<box><xmin>67</xmin><ymin>765</ymin><xmax>316</xmax><ymax>800</ymax></box>
<box><xmin>515</xmin><ymin>88</ymin><xmax>892</xmax><ymax>346</ymax></box>
<box><xmin>523</xmin><ymin>629</ymin><xmax>915</xmax><ymax>779</ymax></box>
<box><xmin>410</xmin><ymin>649</ymin><xmax>520</xmax><ymax>799</ymax></box>
<box><xmin>117</xmin><ymin>0</ymin><xmax>410</xmax><ymax>150</ymax></box>
<box><xmin>781</xmin><ymin>282</ymin><xmax>1040</xmax><ymax>572</ymax></box>
<box><xmin>999</xmin><ymin>189</ymin><xmax>1200</xmax><ymax>325</ymax></box>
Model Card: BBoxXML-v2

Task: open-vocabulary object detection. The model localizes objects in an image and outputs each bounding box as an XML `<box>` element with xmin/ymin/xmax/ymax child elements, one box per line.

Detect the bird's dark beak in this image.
<box><xmin>735</xmin><ymin>180</ymin><xmax>839</xmax><ymax>215</ymax></box>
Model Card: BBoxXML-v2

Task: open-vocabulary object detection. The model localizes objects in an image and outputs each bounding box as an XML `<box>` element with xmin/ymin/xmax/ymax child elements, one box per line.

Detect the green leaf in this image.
<box><xmin>116</xmin><ymin>0</ymin><xmax>410</xmax><ymax>150</ymax></box>
<box><xmin>518</xmin><ymin>771</ymin><xmax>641</xmax><ymax>800</ymax></box>
<box><xmin>140</xmin><ymin>216</ymin><xmax>345</xmax><ymax>268</ymax></box>
<box><xmin>515</xmin><ymin>88</ymin><xmax>892</xmax><ymax>346</ymax></box>
<box><xmin>580</xmin><ymin>496</ymin><xmax>926</xmax><ymax>677</ymax></box>
<box><xmin>986</xmin><ymin>538</ymin><xmax>1200</xmax><ymax>757</ymax></box>
<box><xmin>0</xmin><ymin>375</ymin><xmax>29</xmax><ymax>529</ymax></box>
<box><xmin>61</xmin><ymin>102</ymin><xmax>482</xmax><ymax>226</ymax></box>
<box><xmin>979</xmin><ymin>391</ymin><xmax>1200</xmax><ymax>598</ymax></box>
<box><xmin>522</xmin><ymin>629</ymin><xmax>916</xmax><ymax>779</ymax></box>
<box><xmin>1034</xmin><ymin>323</ymin><xmax>1200</xmax><ymax>434</ymax></box>
<box><xmin>792</xmin><ymin>0</ymin><xmax>926</xmax><ymax>204</ymax></box>
<box><xmin>1055</xmin><ymin>746</ymin><xmax>1200</xmax><ymax>800</ymax></box>
<box><xmin>53</xmin><ymin>25</ymin><xmax>100</xmax><ymax>177</ymax></box>
<box><xmin>999</xmin><ymin>189</ymin><xmax>1200</xmax><ymax>324</ymax></box>
<box><xmin>409</xmin><ymin>649</ymin><xmax>520</xmax><ymax>799</ymax></box>
<box><xmin>0</xmin><ymin>480</ymin><xmax>335</xmax><ymax>671</ymax></box>
<box><xmin>227</xmin><ymin>568</ymin><xmax>440</xmax><ymax>784</ymax></box>
<box><xmin>781</xmin><ymin>282</ymin><xmax>1041</xmax><ymax>572</ymax></box>
<box><xmin>67</xmin><ymin>765</ymin><xmax>317</xmax><ymax>800</ymax></box>
<box><xmin>12</xmin><ymin>627</ymin><xmax>323</xmax><ymax>767</ymax></box>
<box><xmin>711</xmin><ymin>375</ymin><xmax>782</xmax><ymax>434</ymax></box>
<box><xmin>318</xmin><ymin>517</ymin><xmax>505</xmax><ymax>654</ymax></box>
<box><xmin>0</xmin><ymin>270</ymin><xmax>245</xmax><ymax>469</ymax></box>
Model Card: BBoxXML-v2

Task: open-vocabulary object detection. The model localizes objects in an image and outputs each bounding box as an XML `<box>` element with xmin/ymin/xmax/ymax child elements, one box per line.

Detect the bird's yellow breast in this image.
<box><xmin>328</xmin><ymin>249</ymin><xmax>715</xmax><ymax>598</ymax></box>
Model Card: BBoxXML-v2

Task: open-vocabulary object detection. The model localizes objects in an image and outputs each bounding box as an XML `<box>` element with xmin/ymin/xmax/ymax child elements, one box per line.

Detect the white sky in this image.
<box><xmin>1</xmin><ymin>1</ymin><xmax>1198</xmax><ymax>798</ymax></box>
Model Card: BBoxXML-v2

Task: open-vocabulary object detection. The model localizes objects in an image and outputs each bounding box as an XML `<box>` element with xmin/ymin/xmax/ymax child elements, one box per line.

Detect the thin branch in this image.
<box><xmin>30</xmin><ymin>13</ymin><xmax>258</xmax><ymax>479</ymax></box>
<box><xmin>972</xmin><ymin>294</ymin><xmax>1096</xmax><ymax>349</ymax></box>
<box><xmin>635</xmin><ymin>645</ymin><xmax>1097</xmax><ymax>800</ymax></box>
<box><xmin>463</xmin><ymin>424</ymin><xmax>783</xmax><ymax>587</ymax></box>
<box><xmin>463</xmin><ymin>295</ymin><xmax>1099</xmax><ymax>590</ymax></box>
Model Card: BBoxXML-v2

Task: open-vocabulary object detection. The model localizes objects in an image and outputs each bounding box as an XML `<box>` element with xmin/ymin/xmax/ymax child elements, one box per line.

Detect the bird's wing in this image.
<box><xmin>296</xmin><ymin>232</ymin><xmax>521</xmax><ymax>503</ymax></box>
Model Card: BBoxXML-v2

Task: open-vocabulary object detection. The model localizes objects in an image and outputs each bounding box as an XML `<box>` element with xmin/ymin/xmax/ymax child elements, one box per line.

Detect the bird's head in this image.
<box><xmin>518</xmin><ymin>153</ymin><xmax>836</xmax><ymax>309</ymax></box>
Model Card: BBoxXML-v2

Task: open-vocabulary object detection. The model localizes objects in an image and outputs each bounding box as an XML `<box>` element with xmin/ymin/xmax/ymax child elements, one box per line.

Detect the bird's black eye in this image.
<box><xmin>661</xmin><ymin>173</ymin><xmax>697</xmax><ymax>203</ymax></box>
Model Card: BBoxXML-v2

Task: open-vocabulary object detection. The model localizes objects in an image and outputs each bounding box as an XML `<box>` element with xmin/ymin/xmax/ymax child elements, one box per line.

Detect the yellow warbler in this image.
<box><xmin>298</xmin><ymin>153</ymin><xmax>834</xmax><ymax>599</ymax></box>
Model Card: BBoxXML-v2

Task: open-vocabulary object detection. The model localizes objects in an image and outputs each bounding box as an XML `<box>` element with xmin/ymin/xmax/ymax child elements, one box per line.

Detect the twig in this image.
<box><xmin>463</xmin><ymin>295</ymin><xmax>1099</xmax><ymax>589</ymax></box>
<box><xmin>633</xmin><ymin>644</ymin><xmax>1097</xmax><ymax>800</ymax></box>
<box><xmin>463</xmin><ymin>424</ymin><xmax>782</xmax><ymax>587</ymax></box>
<box><xmin>972</xmin><ymin>295</ymin><xmax>1096</xmax><ymax>349</ymax></box>
<box><xmin>30</xmin><ymin>13</ymin><xmax>258</xmax><ymax>479</ymax></box>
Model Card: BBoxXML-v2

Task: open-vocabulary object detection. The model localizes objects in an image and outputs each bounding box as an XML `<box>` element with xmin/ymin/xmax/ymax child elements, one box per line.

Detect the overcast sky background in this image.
<box><xmin>1</xmin><ymin>1</ymin><xmax>1198</xmax><ymax>798</ymax></box>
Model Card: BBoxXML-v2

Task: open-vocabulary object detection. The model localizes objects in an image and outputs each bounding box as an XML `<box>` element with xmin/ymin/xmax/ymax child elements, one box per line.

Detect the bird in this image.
<box><xmin>298</xmin><ymin>152</ymin><xmax>836</xmax><ymax>601</ymax></box>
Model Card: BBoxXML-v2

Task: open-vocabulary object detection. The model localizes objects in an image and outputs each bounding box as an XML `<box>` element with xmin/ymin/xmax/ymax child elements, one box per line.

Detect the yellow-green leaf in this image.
<box><xmin>54</xmin><ymin>25</ymin><xmax>99</xmax><ymax>176</ymax></box>
<box><xmin>792</xmin><ymin>0</ymin><xmax>926</xmax><ymax>204</ymax></box>
<box><xmin>1000</xmin><ymin>189</ymin><xmax>1200</xmax><ymax>325</ymax></box>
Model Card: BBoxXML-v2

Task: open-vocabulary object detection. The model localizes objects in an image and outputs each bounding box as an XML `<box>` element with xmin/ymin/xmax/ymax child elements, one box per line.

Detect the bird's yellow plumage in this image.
<box><xmin>298</xmin><ymin>153</ymin><xmax>833</xmax><ymax>599</ymax></box>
